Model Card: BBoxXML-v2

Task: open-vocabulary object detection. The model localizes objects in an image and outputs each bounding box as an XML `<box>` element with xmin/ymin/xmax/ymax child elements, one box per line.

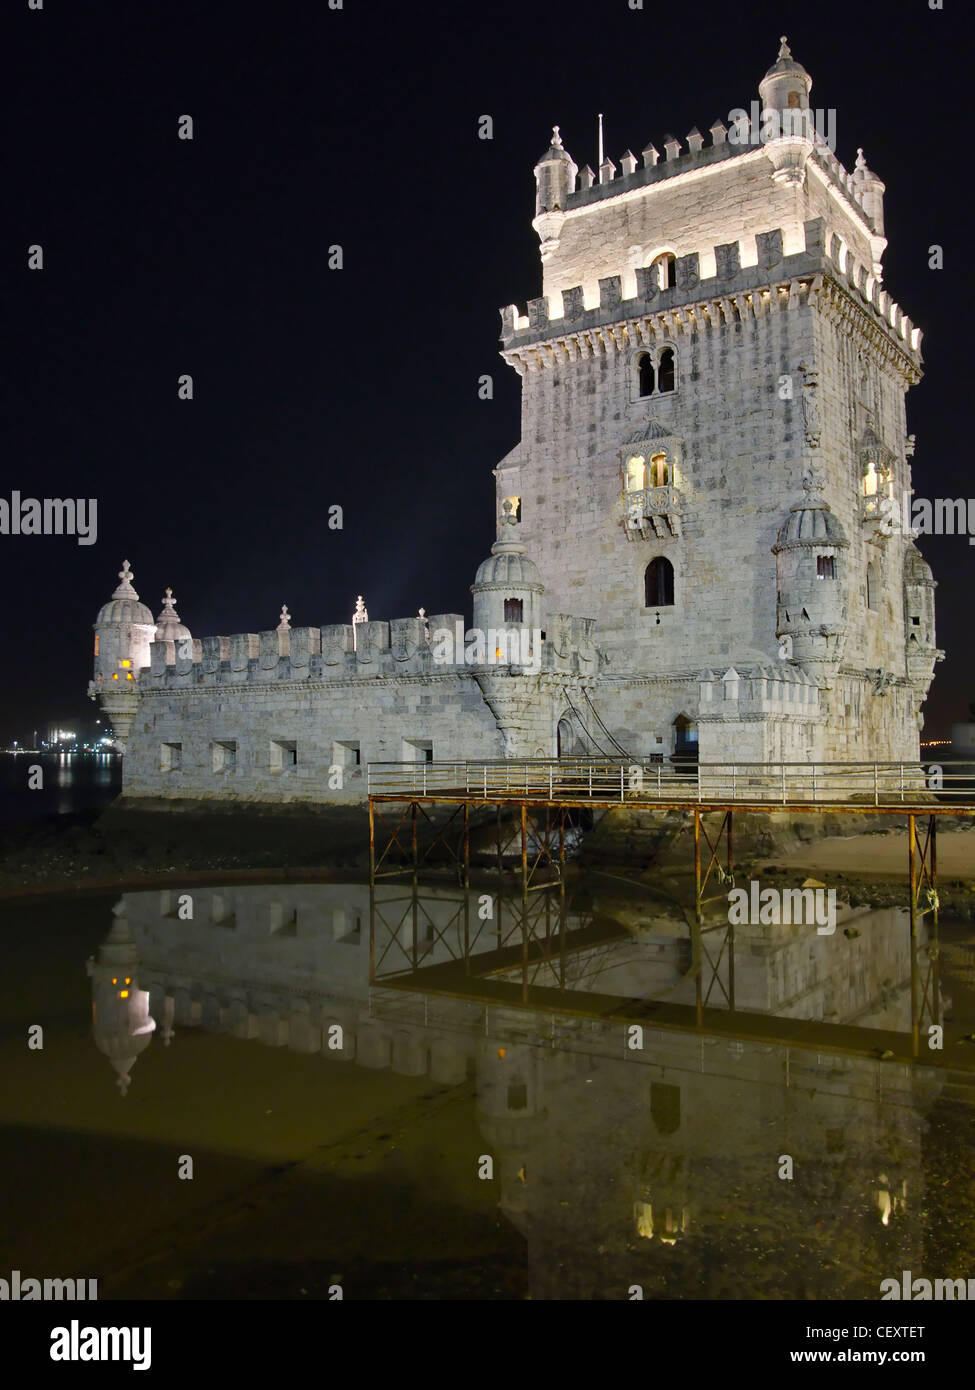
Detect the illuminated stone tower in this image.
<box><xmin>497</xmin><ymin>37</ymin><xmax>940</xmax><ymax>763</ymax></box>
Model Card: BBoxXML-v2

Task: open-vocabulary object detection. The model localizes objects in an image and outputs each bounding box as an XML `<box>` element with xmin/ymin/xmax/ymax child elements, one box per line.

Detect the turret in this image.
<box><xmin>85</xmin><ymin>904</ymin><xmax>156</xmax><ymax>1097</ymax></box>
<box><xmin>88</xmin><ymin>560</ymin><xmax>156</xmax><ymax>750</ymax></box>
<box><xmin>903</xmin><ymin>546</ymin><xmax>942</xmax><ymax>712</ymax></box>
<box><xmin>758</xmin><ymin>36</ymin><xmax>815</xmax><ymax>186</ymax></box>
<box><xmin>851</xmin><ymin>148</ymin><xmax>885</xmax><ymax>236</ymax></box>
<box><xmin>772</xmin><ymin>471</ymin><xmax>849</xmax><ymax>686</ymax></box>
<box><xmin>759</xmin><ymin>34</ymin><xmax>812</xmax><ymax>119</ymax></box>
<box><xmin>471</xmin><ymin>499</ymin><xmax>544</xmax><ymax>666</ymax></box>
<box><xmin>532</xmin><ymin>126</ymin><xmax>577</xmax><ymax>262</ymax></box>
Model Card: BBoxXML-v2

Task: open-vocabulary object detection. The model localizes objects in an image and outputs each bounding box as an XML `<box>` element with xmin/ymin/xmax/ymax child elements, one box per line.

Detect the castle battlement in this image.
<box><xmin>500</xmin><ymin>218</ymin><xmax>920</xmax><ymax>372</ymax></box>
<box><xmin>137</xmin><ymin>612</ymin><xmax>597</xmax><ymax>691</ymax></box>
<box><xmin>563</xmin><ymin>124</ymin><xmax>879</xmax><ymax>237</ymax></box>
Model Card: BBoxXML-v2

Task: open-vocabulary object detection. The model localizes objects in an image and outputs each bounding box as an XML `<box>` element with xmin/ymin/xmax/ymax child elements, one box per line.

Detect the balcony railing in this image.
<box><xmin>367</xmin><ymin>759</ymin><xmax>975</xmax><ymax>807</ymax></box>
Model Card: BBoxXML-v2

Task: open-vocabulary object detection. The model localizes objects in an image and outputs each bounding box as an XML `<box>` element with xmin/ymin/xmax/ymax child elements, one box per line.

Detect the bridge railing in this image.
<box><xmin>367</xmin><ymin>759</ymin><xmax>975</xmax><ymax>806</ymax></box>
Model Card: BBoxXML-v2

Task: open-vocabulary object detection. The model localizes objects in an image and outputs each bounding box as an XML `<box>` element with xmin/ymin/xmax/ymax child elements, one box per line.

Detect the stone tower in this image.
<box><xmin>497</xmin><ymin>37</ymin><xmax>940</xmax><ymax>764</ymax></box>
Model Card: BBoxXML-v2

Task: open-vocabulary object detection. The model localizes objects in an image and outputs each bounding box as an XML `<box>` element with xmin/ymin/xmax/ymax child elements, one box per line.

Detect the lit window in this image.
<box><xmin>650</xmin><ymin>451</ymin><xmax>670</xmax><ymax>487</ymax></box>
<box><xmin>626</xmin><ymin>454</ymin><xmax>646</xmax><ymax>490</ymax></box>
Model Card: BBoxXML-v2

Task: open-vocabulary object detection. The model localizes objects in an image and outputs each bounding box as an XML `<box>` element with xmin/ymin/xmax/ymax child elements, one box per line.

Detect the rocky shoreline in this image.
<box><xmin>0</xmin><ymin>799</ymin><xmax>973</xmax><ymax>916</ymax></box>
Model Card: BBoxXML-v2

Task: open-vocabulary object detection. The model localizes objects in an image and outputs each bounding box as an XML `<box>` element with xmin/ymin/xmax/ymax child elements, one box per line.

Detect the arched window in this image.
<box><xmin>626</xmin><ymin>453</ymin><xmax>646</xmax><ymax>490</ymax></box>
<box><xmin>658</xmin><ymin>346</ymin><xmax>675</xmax><ymax>393</ymax></box>
<box><xmin>866</xmin><ymin>562</ymin><xmax>877</xmax><ymax>611</ymax></box>
<box><xmin>504</xmin><ymin>597</ymin><xmax>524</xmax><ymax>622</ymax></box>
<box><xmin>816</xmin><ymin>555</ymin><xmax>835</xmax><ymax>580</ymax></box>
<box><xmin>645</xmin><ymin>556</ymin><xmax>674</xmax><ymax>607</ymax></box>
<box><xmin>651</xmin><ymin>252</ymin><xmax>677</xmax><ymax>290</ymax></box>
<box><xmin>649</xmin><ymin>451</ymin><xmax>669</xmax><ymax>487</ymax></box>
<box><xmin>862</xmin><ymin>461</ymin><xmax>879</xmax><ymax>497</ymax></box>
<box><xmin>787</xmin><ymin>90</ymin><xmax>801</xmax><ymax>108</ymax></box>
<box><xmin>637</xmin><ymin>353</ymin><xmax>655</xmax><ymax>397</ymax></box>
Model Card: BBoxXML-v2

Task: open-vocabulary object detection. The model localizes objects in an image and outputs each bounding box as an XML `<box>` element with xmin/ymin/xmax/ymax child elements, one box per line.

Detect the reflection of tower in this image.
<box><xmin>475</xmin><ymin>1042</ymin><xmax>545</xmax><ymax>1232</ymax></box>
<box><xmin>85</xmin><ymin>902</ymin><xmax>156</xmax><ymax>1095</ymax></box>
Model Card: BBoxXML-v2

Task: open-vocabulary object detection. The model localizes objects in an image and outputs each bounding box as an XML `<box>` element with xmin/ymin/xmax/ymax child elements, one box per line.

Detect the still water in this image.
<box><xmin>0</xmin><ymin>877</ymin><xmax>973</xmax><ymax>1300</ymax></box>
<box><xmin>0</xmin><ymin>752</ymin><xmax>121</xmax><ymax>826</ymax></box>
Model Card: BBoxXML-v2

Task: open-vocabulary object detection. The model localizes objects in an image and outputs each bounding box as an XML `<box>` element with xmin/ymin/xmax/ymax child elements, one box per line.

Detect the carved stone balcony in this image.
<box><xmin>624</xmin><ymin>484</ymin><xmax>682</xmax><ymax>539</ymax></box>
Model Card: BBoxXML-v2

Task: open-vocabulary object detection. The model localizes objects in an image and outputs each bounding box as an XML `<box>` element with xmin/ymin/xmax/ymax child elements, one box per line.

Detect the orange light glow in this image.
<box><xmin>497</xmin><ymin>1048</ymin><xmax>506</xmax><ymax>1059</ymax></box>
<box><xmin>111</xmin><ymin>978</ymin><xmax>117</xmax><ymax>984</ymax></box>
<box><xmin>119</xmin><ymin>990</ymin><xmax>129</xmax><ymax>999</ymax></box>
<box><xmin>120</xmin><ymin>660</ymin><xmax>131</xmax><ymax>668</ymax></box>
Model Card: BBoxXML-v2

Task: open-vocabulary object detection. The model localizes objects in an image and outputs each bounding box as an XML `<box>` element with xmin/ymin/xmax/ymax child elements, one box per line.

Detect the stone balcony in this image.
<box><xmin>624</xmin><ymin>484</ymin><xmax>682</xmax><ymax>539</ymax></box>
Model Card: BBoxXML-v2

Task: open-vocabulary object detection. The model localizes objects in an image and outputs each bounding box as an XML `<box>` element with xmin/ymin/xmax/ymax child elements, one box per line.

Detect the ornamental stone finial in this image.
<box><xmin>112</xmin><ymin>559</ymin><xmax>140</xmax><ymax>600</ymax></box>
<box><xmin>353</xmin><ymin>595</ymin><xmax>368</xmax><ymax>623</ymax></box>
<box><xmin>277</xmin><ymin>604</ymin><xmax>292</xmax><ymax>632</ymax></box>
<box><xmin>551</xmin><ymin>125</ymin><xmax>562</xmax><ymax>148</ymax></box>
<box><xmin>778</xmin><ymin>35</ymin><xmax>791</xmax><ymax>59</ymax></box>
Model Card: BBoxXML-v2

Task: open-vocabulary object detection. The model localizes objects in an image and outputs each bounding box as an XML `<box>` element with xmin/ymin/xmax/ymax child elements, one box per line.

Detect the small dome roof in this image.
<box><xmin>474</xmin><ymin>549</ymin><xmax>543</xmax><ymax>589</ymax></box>
<box><xmin>763</xmin><ymin>35</ymin><xmax>810</xmax><ymax>83</ymax></box>
<box><xmin>96</xmin><ymin>560</ymin><xmax>154</xmax><ymax>627</ymax></box>
<box><xmin>536</xmin><ymin>125</ymin><xmax>574</xmax><ymax>166</ymax></box>
<box><xmin>774</xmin><ymin>472</ymin><xmax>848</xmax><ymax>549</ymax></box>
<box><xmin>154</xmin><ymin>587</ymin><xmax>191</xmax><ymax>642</ymax></box>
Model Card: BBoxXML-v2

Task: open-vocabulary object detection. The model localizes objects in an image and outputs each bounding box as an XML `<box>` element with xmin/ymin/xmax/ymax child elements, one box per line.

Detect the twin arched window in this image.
<box><xmin>636</xmin><ymin>347</ymin><xmax>676</xmax><ymax>399</ymax></box>
<box><xmin>626</xmin><ymin>450</ymin><xmax>671</xmax><ymax>491</ymax></box>
<box><xmin>645</xmin><ymin>556</ymin><xmax>675</xmax><ymax>607</ymax></box>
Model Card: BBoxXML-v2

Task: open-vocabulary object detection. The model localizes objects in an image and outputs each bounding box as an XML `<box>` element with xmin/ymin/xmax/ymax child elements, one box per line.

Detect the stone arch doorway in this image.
<box><xmin>557</xmin><ymin>715</ymin><xmax>577</xmax><ymax>758</ymax></box>
<box><xmin>672</xmin><ymin>713</ymin><xmax>698</xmax><ymax>764</ymax></box>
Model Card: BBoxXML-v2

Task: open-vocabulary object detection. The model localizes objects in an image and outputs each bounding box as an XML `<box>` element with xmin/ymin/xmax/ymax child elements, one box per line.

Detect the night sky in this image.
<box><xmin>5</xmin><ymin>0</ymin><xmax>969</xmax><ymax>741</ymax></box>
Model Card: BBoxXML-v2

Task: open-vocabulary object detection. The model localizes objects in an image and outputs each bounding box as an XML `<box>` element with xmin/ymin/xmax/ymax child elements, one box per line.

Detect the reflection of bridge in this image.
<box><xmin>367</xmin><ymin>759</ymin><xmax>975</xmax><ymax>1059</ymax></box>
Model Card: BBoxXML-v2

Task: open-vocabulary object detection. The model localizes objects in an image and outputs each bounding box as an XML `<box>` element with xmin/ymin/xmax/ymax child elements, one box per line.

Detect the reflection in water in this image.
<box><xmin>63</xmin><ymin>880</ymin><xmax>975</xmax><ymax>1299</ymax></box>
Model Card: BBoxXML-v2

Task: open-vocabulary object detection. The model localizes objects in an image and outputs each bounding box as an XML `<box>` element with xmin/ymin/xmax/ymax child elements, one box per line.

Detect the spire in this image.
<box><xmin>352</xmin><ymin>595</ymin><xmax>368</xmax><ymax>624</ymax></box>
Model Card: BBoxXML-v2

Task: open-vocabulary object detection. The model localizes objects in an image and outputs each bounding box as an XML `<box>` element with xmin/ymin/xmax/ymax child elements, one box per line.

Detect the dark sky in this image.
<box><xmin>5</xmin><ymin>0</ymin><xmax>969</xmax><ymax>741</ymax></box>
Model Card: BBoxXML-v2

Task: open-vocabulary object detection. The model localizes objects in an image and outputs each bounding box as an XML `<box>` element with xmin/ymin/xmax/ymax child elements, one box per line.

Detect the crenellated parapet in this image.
<box><xmin>698</xmin><ymin>664</ymin><xmax>822</xmax><ymax>723</ymax></box>
<box><xmin>500</xmin><ymin>218</ymin><xmax>921</xmax><ymax>383</ymax></box>
<box><xmin>137</xmin><ymin>610</ymin><xmax>598</xmax><ymax>692</ymax></box>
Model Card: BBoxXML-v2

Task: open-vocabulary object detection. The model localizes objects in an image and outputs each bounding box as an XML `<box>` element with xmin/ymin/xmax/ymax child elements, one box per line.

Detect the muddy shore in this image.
<box><xmin>0</xmin><ymin>797</ymin><xmax>973</xmax><ymax>915</ymax></box>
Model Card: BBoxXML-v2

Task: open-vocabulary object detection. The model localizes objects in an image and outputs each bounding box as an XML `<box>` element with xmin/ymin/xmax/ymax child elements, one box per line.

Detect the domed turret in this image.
<box><xmin>89</xmin><ymin>561</ymin><xmax>157</xmax><ymax>749</ymax></box>
<box><xmin>471</xmin><ymin>499</ymin><xmax>544</xmax><ymax>657</ymax></box>
<box><xmin>903</xmin><ymin>544</ymin><xmax>941</xmax><ymax>703</ymax></box>
<box><xmin>533</xmin><ymin>126</ymin><xmax>577</xmax><ymax>262</ymax></box>
<box><xmin>851</xmin><ymin>147</ymin><xmax>886</xmax><ymax>238</ymax></box>
<box><xmin>85</xmin><ymin>906</ymin><xmax>156</xmax><ymax>1097</ymax></box>
<box><xmin>759</xmin><ymin>37</ymin><xmax>815</xmax><ymax>185</ymax></box>
<box><xmin>772</xmin><ymin>470</ymin><xmax>849</xmax><ymax>685</ymax></box>
<box><xmin>759</xmin><ymin>35</ymin><xmax>812</xmax><ymax>116</ymax></box>
<box><xmin>154</xmin><ymin>587</ymin><xmax>191</xmax><ymax>644</ymax></box>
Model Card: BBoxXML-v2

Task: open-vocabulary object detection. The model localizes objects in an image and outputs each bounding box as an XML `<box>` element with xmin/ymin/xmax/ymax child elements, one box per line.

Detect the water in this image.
<box><xmin>0</xmin><ymin>752</ymin><xmax>121</xmax><ymax>827</ymax></box>
<box><xmin>0</xmin><ymin>876</ymin><xmax>972</xmax><ymax>1300</ymax></box>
